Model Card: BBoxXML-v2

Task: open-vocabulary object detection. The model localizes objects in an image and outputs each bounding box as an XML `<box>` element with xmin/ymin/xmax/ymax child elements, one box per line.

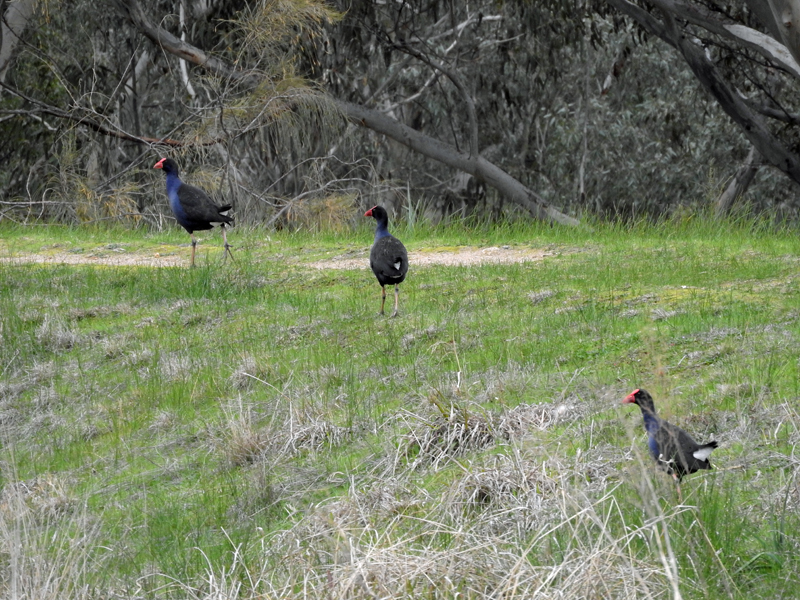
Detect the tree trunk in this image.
<box><xmin>715</xmin><ymin>146</ymin><xmax>760</xmax><ymax>218</ymax></box>
<box><xmin>606</xmin><ymin>0</ymin><xmax>800</xmax><ymax>187</ymax></box>
<box><xmin>0</xmin><ymin>0</ymin><xmax>37</xmax><ymax>84</ymax></box>
<box><xmin>334</xmin><ymin>100</ymin><xmax>580</xmax><ymax>227</ymax></box>
<box><xmin>117</xmin><ymin>0</ymin><xmax>580</xmax><ymax>227</ymax></box>
<box><xmin>767</xmin><ymin>0</ymin><xmax>800</xmax><ymax>68</ymax></box>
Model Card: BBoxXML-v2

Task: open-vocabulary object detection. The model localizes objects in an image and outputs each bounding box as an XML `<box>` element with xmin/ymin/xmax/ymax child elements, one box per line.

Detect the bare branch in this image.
<box><xmin>395</xmin><ymin>42</ymin><xmax>480</xmax><ymax>158</ymax></box>
<box><xmin>119</xmin><ymin>0</ymin><xmax>579</xmax><ymax>225</ymax></box>
<box><xmin>606</xmin><ymin>0</ymin><xmax>800</xmax><ymax>186</ymax></box>
<box><xmin>643</xmin><ymin>0</ymin><xmax>800</xmax><ymax>78</ymax></box>
<box><xmin>338</xmin><ymin>100</ymin><xmax>580</xmax><ymax>227</ymax></box>
<box><xmin>0</xmin><ymin>80</ymin><xmax>187</xmax><ymax>146</ymax></box>
<box><xmin>112</xmin><ymin>0</ymin><xmax>260</xmax><ymax>89</ymax></box>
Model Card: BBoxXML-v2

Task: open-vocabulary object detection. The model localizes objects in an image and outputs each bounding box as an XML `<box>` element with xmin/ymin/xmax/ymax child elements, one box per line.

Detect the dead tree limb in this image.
<box><xmin>117</xmin><ymin>0</ymin><xmax>579</xmax><ymax>226</ymax></box>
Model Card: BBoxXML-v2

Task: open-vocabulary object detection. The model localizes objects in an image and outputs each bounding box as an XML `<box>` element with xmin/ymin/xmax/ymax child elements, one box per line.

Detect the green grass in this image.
<box><xmin>1</xmin><ymin>215</ymin><xmax>800</xmax><ymax>598</ymax></box>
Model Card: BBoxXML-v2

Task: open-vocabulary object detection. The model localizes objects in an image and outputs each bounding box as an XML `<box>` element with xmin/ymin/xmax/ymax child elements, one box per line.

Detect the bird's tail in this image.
<box><xmin>693</xmin><ymin>440</ymin><xmax>718</xmax><ymax>461</ymax></box>
<box><xmin>218</xmin><ymin>205</ymin><xmax>234</xmax><ymax>226</ymax></box>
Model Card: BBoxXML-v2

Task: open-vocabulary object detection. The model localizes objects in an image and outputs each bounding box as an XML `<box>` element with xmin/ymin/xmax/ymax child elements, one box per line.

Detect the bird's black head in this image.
<box><xmin>153</xmin><ymin>157</ymin><xmax>179</xmax><ymax>175</ymax></box>
<box><xmin>364</xmin><ymin>205</ymin><xmax>388</xmax><ymax>221</ymax></box>
<box><xmin>623</xmin><ymin>388</ymin><xmax>656</xmax><ymax>410</ymax></box>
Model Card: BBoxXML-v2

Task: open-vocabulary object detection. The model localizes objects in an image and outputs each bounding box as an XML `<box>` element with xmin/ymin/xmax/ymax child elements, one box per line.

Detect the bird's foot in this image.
<box><xmin>223</xmin><ymin>243</ymin><xmax>235</xmax><ymax>263</ymax></box>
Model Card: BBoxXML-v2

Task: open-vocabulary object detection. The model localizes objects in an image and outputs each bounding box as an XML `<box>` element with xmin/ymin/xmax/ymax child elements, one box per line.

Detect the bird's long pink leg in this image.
<box><xmin>221</xmin><ymin>225</ymin><xmax>235</xmax><ymax>262</ymax></box>
<box><xmin>391</xmin><ymin>284</ymin><xmax>400</xmax><ymax>318</ymax></box>
<box><xmin>190</xmin><ymin>234</ymin><xmax>197</xmax><ymax>267</ymax></box>
<box><xmin>379</xmin><ymin>285</ymin><xmax>386</xmax><ymax>315</ymax></box>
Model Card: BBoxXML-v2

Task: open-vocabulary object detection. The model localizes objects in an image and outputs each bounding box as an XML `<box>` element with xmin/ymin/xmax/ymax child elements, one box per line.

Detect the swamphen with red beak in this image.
<box><xmin>153</xmin><ymin>157</ymin><xmax>234</xmax><ymax>267</ymax></box>
<box><xmin>365</xmin><ymin>205</ymin><xmax>408</xmax><ymax>317</ymax></box>
<box><xmin>623</xmin><ymin>388</ymin><xmax>718</xmax><ymax>484</ymax></box>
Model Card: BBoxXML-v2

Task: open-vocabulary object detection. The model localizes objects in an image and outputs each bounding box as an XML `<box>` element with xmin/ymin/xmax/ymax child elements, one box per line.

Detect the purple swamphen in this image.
<box><xmin>365</xmin><ymin>205</ymin><xmax>408</xmax><ymax>317</ymax></box>
<box><xmin>153</xmin><ymin>157</ymin><xmax>234</xmax><ymax>267</ymax></box>
<box><xmin>623</xmin><ymin>388</ymin><xmax>718</xmax><ymax>486</ymax></box>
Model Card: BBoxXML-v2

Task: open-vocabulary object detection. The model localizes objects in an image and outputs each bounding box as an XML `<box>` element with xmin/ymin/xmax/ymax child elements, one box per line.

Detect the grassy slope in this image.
<box><xmin>0</xmin><ymin>217</ymin><xmax>799</xmax><ymax>598</ymax></box>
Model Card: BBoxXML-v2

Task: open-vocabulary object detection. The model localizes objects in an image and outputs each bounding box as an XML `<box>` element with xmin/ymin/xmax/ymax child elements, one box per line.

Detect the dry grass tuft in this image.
<box><xmin>289</xmin><ymin>419</ymin><xmax>351</xmax><ymax>453</ymax></box>
<box><xmin>168</xmin><ymin>467</ymin><xmax>685</xmax><ymax>600</ymax></box>
<box><xmin>217</xmin><ymin>398</ymin><xmax>270</xmax><ymax>466</ymax></box>
<box><xmin>228</xmin><ymin>355</ymin><xmax>276</xmax><ymax>391</ymax></box>
<box><xmin>527</xmin><ymin>289</ymin><xmax>556</xmax><ymax>304</ymax></box>
<box><xmin>498</xmin><ymin>399</ymin><xmax>581</xmax><ymax>439</ymax></box>
<box><xmin>449</xmin><ymin>454</ymin><xmax>559</xmax><ymax>509</ymax></box>
<box><xmin>0</xmin><ymin>477</ymin><xmax>105</xmax><ymax>600</ymax></box>
<box><xmin>282</xmin><ymin>194</ymin><xmax>359</xmax><ymax>232</ymax></box>
<box><xmin>390</xmin><ymin>394</ymin><xmax>590</xmax><ymax>474</ymax></box>
<box><xmin>397</xmin><ymin>403</ymin><xmax>496</xmax><ymax>470</ymax></box>
<box><xmin>35</xmin><ymin>315</ymin><xmax>79</xmax><ymax>351</ymax></box>
<box><xmin>0</xmin><ymin>474</ymin><xmax>75</xmax><ymax>521</ymax></box>
<box><xmin>159</xmin><ymin>352</ymin><xmax>199</xmax><ymax>382</ymax></box>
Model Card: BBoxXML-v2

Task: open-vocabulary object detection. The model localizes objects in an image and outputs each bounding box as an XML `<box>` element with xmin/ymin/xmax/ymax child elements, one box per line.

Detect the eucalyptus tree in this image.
<box><xmin>3</xmin><ymin>0</ymin><xmax>800</xmax><ymax>225</ymax></box>
<box><xmin>603</xmin><ymin>0</ymin><xmax>800</xmax><ymax>216</ymax></box>
<box><xmin>0</xmin><ymin>0</ymin><xmax>582</xmax><ymax>225</ymax></box>
<box><xmin>115</xmin><ymin>0</ymin><xmax>583</xmax><ymax>225</ymax></box>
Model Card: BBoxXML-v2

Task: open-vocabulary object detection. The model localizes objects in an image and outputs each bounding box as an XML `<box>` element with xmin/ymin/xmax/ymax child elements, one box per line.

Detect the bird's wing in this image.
<box><xmin>655</xmin><ymin>422</ymin><xmax>689</xmax><ymax>457</ymax></box>
<box><xmin>178</xmin><ymin>183</ymin><xmax>228</xmax><ymax>221</ymax></box>
<box><xmin>371</xmin><ymin>237</ymin><xmax>408</xmax><ymax>277</ymax></box>
<box><xmin>384</xmin><ymin>237</ymin><xmax>408</xmax><ymax>275</ymax></box>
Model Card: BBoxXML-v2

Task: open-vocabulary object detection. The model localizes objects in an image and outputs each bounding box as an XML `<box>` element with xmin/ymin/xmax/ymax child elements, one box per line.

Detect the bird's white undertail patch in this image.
<box><xmin>693</xmin><ymin>446</ymin><xmax>715</xmax><ymax>460</ymax></box>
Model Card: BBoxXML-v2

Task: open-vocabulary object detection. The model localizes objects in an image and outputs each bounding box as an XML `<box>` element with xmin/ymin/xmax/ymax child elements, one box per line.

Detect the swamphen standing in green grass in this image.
<box><xmin>153</xmin><ymin>157</ymin><xmax>234</xmax><ymax>267</ymax></box>
<box><xmin>623</xmin><ymin>388</ymin><xmax>718</xmax><ymax>490</ymax></box>
<box><xmin>365</xmin><ymin>205</ymin><xmax>408</xmax><ymax>317</ymax></box>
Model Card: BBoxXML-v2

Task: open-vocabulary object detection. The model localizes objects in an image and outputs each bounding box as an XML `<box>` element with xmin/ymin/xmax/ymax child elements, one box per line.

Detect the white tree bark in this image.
<box><xmin>0</xmin><ymin>0</ymin><xmax>37</xmax><ymax>84</ymax></box>
<box><xmin>606</xmin><ymin>0</ymin><xmax>800</xmax><ymax>186</ymax></box>
<box><xmin>767</xmin><ymin>0</ymin><xmax>800</xmax><ymax>68</ymax></box>
<box><xmin>179</xmin><ymin>0</ymin><xmax>196</xmax><ymax>100</ymax></box>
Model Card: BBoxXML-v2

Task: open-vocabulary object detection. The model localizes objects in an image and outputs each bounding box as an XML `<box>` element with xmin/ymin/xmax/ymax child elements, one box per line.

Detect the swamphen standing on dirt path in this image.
<box><xmin>623</xmin><ymin>388</ymin><xmax>718</xmax><ymax>488</ymax></box>
<box><xmin>153</xmin><ymin>157</ymin><xmax>234</xmax><ymax>267</ymax></box>
<box><xmin>365</xmin><ymin>205</ymin><xmax>408</xmax><ymax>317</ymax></box>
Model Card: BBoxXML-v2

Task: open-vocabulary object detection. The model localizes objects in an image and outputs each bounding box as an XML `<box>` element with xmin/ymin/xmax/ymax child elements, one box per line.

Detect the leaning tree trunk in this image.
<box><xmin>115</xmin><ymin>0</ymin><xmax>580</xmax><ymax>227</ymax></box>
<box><xmin>0</xmin><ymin>0</ymin><xmax>37</xmax><ymax>84</ymax></box>
<box><xmin>335</xmin><ymin>101</ymin><xmax>580</xmax><ymax>227</ymax></box>
<box><xmin>715</xmin><ymin>146</ymin><xmax>760</xmax><ymax>218</ymax></box>
<box><xmin>605</xmin><ymin>0</ymin><xmax>800</xmax><ymax>187</ymax></box>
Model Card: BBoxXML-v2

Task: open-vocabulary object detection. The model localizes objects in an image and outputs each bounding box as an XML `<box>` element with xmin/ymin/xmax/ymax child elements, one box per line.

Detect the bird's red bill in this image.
<box><xmin>153</xmin><ymin>158</ymin><xmax>166</xmax><ymax>169</ymax></box>
<box><xmin>364</xmin><ymin>208</ymin><xmax>374</xmax><ymax>217</ymax></box>
<box><xmin>622</xmin><ymin>389</ymin><xmax>639</xmax><ymax>404</ymax></box>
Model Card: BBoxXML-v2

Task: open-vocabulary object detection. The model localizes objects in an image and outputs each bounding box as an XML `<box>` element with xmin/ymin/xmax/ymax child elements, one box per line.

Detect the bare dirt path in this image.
<box><xmin>307</xmin><ymin>246</ymin><xmax>554</xmax><ymax>270</ymax></box>
<box><xmin>0</xmin><ymin>250</ymin><xmax>186</xmax><ymax>267</ymax></box>
<box><xmin>0</xmin><ymin>245</ymin><xmax>555</xmax><ymax>269</ymax></box>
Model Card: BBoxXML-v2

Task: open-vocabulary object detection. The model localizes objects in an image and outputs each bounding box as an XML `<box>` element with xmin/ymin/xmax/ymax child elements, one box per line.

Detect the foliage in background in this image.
<box><xmin>1</xmin><ymin>1</ymin><xmax>800</xmax><ymax>225</ymax></box>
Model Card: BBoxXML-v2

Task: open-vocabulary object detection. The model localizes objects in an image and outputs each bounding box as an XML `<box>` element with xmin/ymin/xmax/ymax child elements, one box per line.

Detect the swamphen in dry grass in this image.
<box><xmin>623</xmin><ymin>388</ymin><xmax>718</xmax><ymax>488</ymax></box>
<box><xmin>153</xmin><ymin>157</ymin><xmax>234</xmax><ymax>267</ymax></box>
<box><xmin>365</xmin><ymin>205</ymin><xmax>408</xmax><ymax>317</ymax></box>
